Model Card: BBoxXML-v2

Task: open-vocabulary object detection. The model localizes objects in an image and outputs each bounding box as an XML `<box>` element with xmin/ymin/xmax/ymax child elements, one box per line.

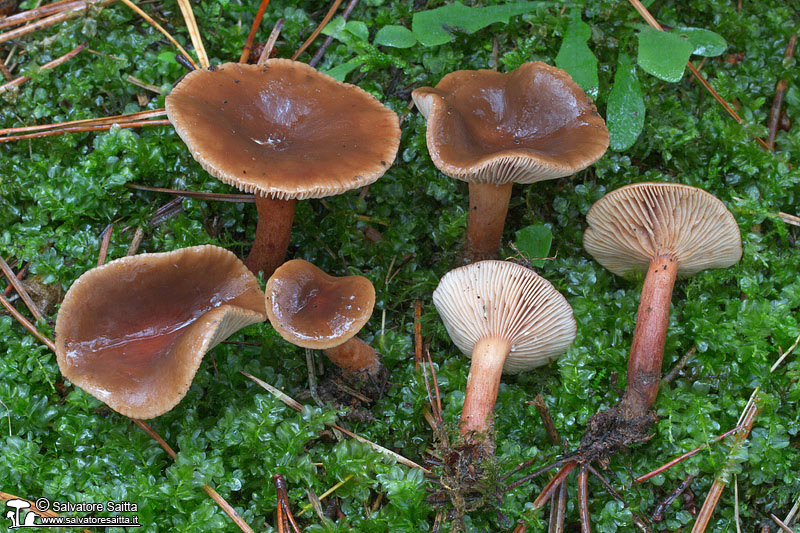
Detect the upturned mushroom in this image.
<box><xmin>531</xmin><ymin>182</ymin><xmax>743</xmax><ymax>515</ymax></box>
<box><xmin>432</xmin><ymin>260</ymin><xmax>576</xmax><ymax>436</ymax></box>
<box><xmin>165</xmin><ymin>59</ymin><xmax>401</xmax><ymax>277</ymax></box>
<box><xmin>583</xmin><ymin>182</ymin><xmax>741</xmax><ymax>429</ymax></box>
<box><xmin>412</xmin><ymin>62</ymin><xmax>609</xmax><ymax>262</ymax></box>
<box><xmin>55</xmin><ymin>245</ymin><xmax>266</xmax><ymax>419</ymax></box>
<box><xmin>265</xmin><ymin>259</ymin><xmax>383</xmax><ymax>380</ymax></box>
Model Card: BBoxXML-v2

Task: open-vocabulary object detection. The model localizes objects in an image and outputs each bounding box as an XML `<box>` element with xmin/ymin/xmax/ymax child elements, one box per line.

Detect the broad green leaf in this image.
<box><xmin>607</xmin><ymin>53</ymin><xmax>645</xmax><ymax>151</ymax></box>
<box><xmin>322</xmin><ymin>59</ymin><xmax>363</xmax><ymax>81</ymax></box>
<box><xmin>374</xmin><ymin>25</ymin><xmax>418</xmax><ymax>48</ymax></box>
<box><xmin>672</xmin><ymin>27</ymin><xmax>727</xmax><ymax>57</ymax></box>
<box><xmin>637</xmin><ymin>27</ymin><xmax>694</xmax><ymax>82</ymax></box>
<box><xmin>321</xmin><ymin>15</ymin><xmax>347</xmax><ymax>39</ymax></box>
<box><xmin>513</xmin><ymin>224</ymin><xmax>553</xmax><ymax>267</ymax></box>
<box><xmin>345</xmin><ymin>20</ymin><xmax>369</xmax><ymax>42</ymax></box>
<box><xmin>555</xmin><ymin>9</ymin><xmax>598</xmax><ymax>98</ymax></box>
<box><xmin>411</xmin><ymin>1</ymin><xmax>545</xmax><ymax>47</ymax></box>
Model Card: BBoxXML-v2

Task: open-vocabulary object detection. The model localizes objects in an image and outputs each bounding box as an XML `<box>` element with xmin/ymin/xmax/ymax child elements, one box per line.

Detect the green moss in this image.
<box><xmin>1</xmin><ymin>0</ymin><xmax>798</xmax><ymax>531</ymax></box>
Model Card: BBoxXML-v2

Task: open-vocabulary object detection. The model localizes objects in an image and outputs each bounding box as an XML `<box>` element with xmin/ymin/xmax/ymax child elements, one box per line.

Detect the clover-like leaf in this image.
<box><xmin>375</xmin><ymin>25</ymin><xmax>418</xmax><ymax>48</ymax></box>
<box><xmin>513</xmin><ymin>224</ymin><xmax>553</xmax><ymax>267</ymax></box>
<box><xmin>412</xmin><ymin>1</ymin><xmax>545</xmax><ymax>47</ymax></box>
<box><xmin>637</xmin><ymin>27</ymin><xmax>694</xmax><ymax>82</ymax></box>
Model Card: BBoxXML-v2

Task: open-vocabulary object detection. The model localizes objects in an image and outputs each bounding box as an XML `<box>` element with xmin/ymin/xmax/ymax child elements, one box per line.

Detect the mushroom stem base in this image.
<box><xmin>460</xmin><ymin>336</ymin><xmax>511</xmax><ymax>436</ymax></box>
<box><xmin>245</xmin><ymin>195</ymin><xmax>296</xmax><ymax>277</ymax></box>
<box><xmin>619</xmin><ymin>254</ymin><xmax>678</xmax><ymax>420</ymax></box>
<box><xmin>324</xmin><ymin>337</ymin><xmax>382</xmax><ymax>379</ymax></box>
<box><xmin>466</xmin><ymin>182</ymin><xmax>513</xmax><ymax>263</ymax></box>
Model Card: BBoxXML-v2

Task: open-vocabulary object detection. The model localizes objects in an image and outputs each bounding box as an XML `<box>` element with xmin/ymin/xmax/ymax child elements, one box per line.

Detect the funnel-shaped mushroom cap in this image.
<box><xmin>266</xmin><ymin>259</ymin><xmax>375</xmax><ymax>350</ymax></box>
<box><xmin>55</xmin><ymin>245</ymin><xmax>267</xmax><ymax>419</ymax></box>
<box><xmin>583</xmin><ymin>182</ymin><xmax>742</xmax><ymax>277</ymax></box>
<box><xmin>411</xmin><ymin>62</ymin><xmax>609</xmax><ymax>185</ymax></box>
<box><xmin>165</xmin><ymin>59</ymin><xmax>401</xmax><ymax>200</ymax></box>
<box><xmin>432</xmin><ymin>261</ymin><xmax>576</xmax><ymax>373</ymax></box>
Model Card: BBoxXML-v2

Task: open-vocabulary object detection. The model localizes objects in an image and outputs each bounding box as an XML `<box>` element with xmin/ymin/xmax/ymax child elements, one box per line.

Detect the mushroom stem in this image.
<box><xmin>323</xmin><ymin>337</ymin><xmax>382</xmax><ymax>378</ymax></box>
<box><xmin>246</xmin><ymin>194</ymin><xmax>296</xmax><ymax>277</ymax></box>
<box><xmin>466</xmin><ymin>182</ymin><xmax>513</xmax><ymax>262</ymax></box>
<box><xmin>619</xmin><ymin>254</ymin><xmax>678</xmax><ymax>420</ymax></box>
<box><xmin>460</xmin><ymin>336</ymin><xmax>511</xmax><ymax>434</ymax></box>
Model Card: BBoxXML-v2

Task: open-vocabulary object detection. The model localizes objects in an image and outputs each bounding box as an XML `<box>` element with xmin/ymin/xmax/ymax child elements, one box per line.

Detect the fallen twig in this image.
<box><xmin>0</xmin><ymin>119</ymin><xmax>170</xmax><ymax>141</ymax></box>
<box><xmin>652</xmin><ymin>475</ymin><xmax>695</xmax><ymax>522</ymax></box>
<box><xmin>291</xmin><ymin>0</ymin><xmax>343</xmax><ymax>61</ymax></box>
<box><xmin>239</xmin><ymin>0</ymin><xmax>270</xmax><ymax>63</ymax></box>
<box><xmin>126</xmin><ymin>183</ymin><xmax>254</xmax><ymax>203</ymax></box>
<box><xmin>767</xmin><ymin>34</ymin><xmax>796</xmax><ymax>150</ymax></box>
<box><xmin>132</xmin><ymin>419</ymin><xmax>254</xmax><ymax>533</ymax></box>
<box><xmin>308</xmin><ymin>0</ymin><xmax>359</xmax><ymax>67</ymax></box>
<box><xmin>0</xmin><ymin>255</ymin><xmax>43</xmax><ymax>322</ymax></box>
<box><xmin>97</xmin><ymin>224</ymin><xmax>112</xmax><ymax>267</ymax></box>
<box><xmin>241</xmin><ymin>371</ymin><xmax>430</xmax><ymax>473</ymax></box>
<box><xmin>628</xmin><ymin>0</ymin><xmax>770</xmax><ymax>151</ymax></box>
<box><xmin>0</xmin><ymin>42</ymin><xmax>86</xmax><ymax>94</ymax></box>
<box><xmin>119</xmin><ymin>0</ymin><xmax>197</xmax><ymax>69</ymax></box>
<box><xmin>176</xmin><ymin>0</ymin><xmax>208</xmax><ymax>69</ymax></box>
<box><xmin>691</xmin><ymin>401</ymin><xmax>759</xmax><ymax>532</ymax></box>
<box><xmin>0</xmin><ymin>0</ymin><xmax>114</xmax><ymax>44</ymax></box>
<box><xmin>257</xmin><ymin>17</ymin><xmax>283</xmax><ymax>65</ymax></box>
<box><xmin>0</xmin><ymin>109</ymin><xmax>167</xmax><ymax>137</ymax></box>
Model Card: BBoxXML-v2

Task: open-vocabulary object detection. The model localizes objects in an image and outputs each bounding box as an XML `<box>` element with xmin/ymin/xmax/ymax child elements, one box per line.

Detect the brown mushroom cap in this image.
<box><xmin>55</xmin><ymin>245</ymin><xmax>266</xmax><ymax>419</ymax></box>
<box><xmin>432</xmin><ymin>260</ymin><xmax>576</xmax><ymax>373</ymax></box>
<box><xmin>165</xmin><ymin>59</ymin><xmax>401</xmax><ymax>200</ymax></box>
<box><xmin>583</xmin><ymin>182</ymin><xmax>742</xmax><ymax>277</ymax></box>
<box><xmin>411</xmin><ymin>62</ymin><xmax>609</xmax><ymax>185</ymax></box>
<box><xmin>266</xmin><ymin>259</ymin><xmax>375</xmax><ymax>350</ymax></box>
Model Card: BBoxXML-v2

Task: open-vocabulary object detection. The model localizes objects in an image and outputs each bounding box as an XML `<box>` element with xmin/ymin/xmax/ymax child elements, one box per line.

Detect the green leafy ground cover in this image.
<box><xmin>1</xmin><ymin>0</ymin><xmax>799</xmax><ymax>531</ymax></box>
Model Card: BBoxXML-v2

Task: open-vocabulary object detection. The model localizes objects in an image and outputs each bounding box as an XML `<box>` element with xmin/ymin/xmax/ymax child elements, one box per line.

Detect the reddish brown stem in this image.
<box><xmin>323</xmin><ymin>337</ymin><xmax>381</xmax><ymax>378</ymax></box>
<box><xmin>245</xmin><ymin>194</ymin><xmax>296</xmax><ymax>276</ymax></box>
<box><xmin>619</xmin><ymin>255</ymin><xmax>678</xmax><ymax>420</ymax></box>
<box><xmin>460</xmin><ymin>336</ymin><xmax>510</xmax><ymax>434</ymax></box>
<box><xmin>466</xmin><ymin>182</ymin><xmax>513</xmax><ymax>262</ymax></box>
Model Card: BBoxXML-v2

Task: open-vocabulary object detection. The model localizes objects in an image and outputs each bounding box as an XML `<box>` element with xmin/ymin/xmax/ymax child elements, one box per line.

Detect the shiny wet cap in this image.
<box><xmin>166</xmin><ymin>59</ymin><xmax>401</xmax><ymax>200</ymax></box>
<box><xmin>55</xmin><ymin>245</ymin><xmax>266</xmax><ymax>419</ymax></box>
<box><xmin>412</xmin><ymin>62</ymin><xmax>609</xmax><ymax>185</ymax></box>
<box><xmin>265</xmin><ymin>259</ymin><xmax>375</xmax><ymax>349</ymax></box>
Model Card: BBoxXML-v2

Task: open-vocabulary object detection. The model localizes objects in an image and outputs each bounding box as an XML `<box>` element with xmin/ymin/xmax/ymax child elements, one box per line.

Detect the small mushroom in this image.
<box><xmin>583</xmin><ymin>182</ymin><xmax>741</xmax><ymax>423</ymax></box>
<box><xmin>166</xmin><ymin>59</ymin><xmax>401</xmax><ymax>276</ymax></box>
<box><xmin>412</xmin><ymin>62</ymin><xmax>609</xmax><ymax>262</ymax></box>
<box><xmin>55</xmin><ymin>245</ymin><xmax>267</xmax><ymax>419</ymax></box>
<box><xmin>433</xmin><ymin>260</ymin><xmax>576</xmax><ymax>436</ymax></box>
<box><xmin>265</xmin><ymin>259</ymin><xmax>382</xmax><ymax>379</ymax></box>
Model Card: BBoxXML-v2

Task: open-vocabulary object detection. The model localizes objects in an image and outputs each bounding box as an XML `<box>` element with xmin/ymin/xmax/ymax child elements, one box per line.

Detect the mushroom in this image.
<box><xmin>412</xmin><ymin>62</ymin><xmax>609</xmax><ymax>262</ymax></box>
<box><xmin>165</xmin><ymin>59</ymin><xmax>401</xmax><ymax>276</ymax></box>
<box><xmin>265</xmin><ymin>259</ymin><xmax>382</xmax><ymax>379</ymax></box>
<box><xmin>432</xmin><ymin>260</ymin><xmax>576</xmax><ymax>436</ymax></box>
<box><xmin>55</xmin><ymin>245</ymin><xmax>267</xmax><ymax>419</ymax></box>
<box><xmin>583</xmin><ymin>182</ymin><xmax>742</xmax><ymax>424</ymax></box>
